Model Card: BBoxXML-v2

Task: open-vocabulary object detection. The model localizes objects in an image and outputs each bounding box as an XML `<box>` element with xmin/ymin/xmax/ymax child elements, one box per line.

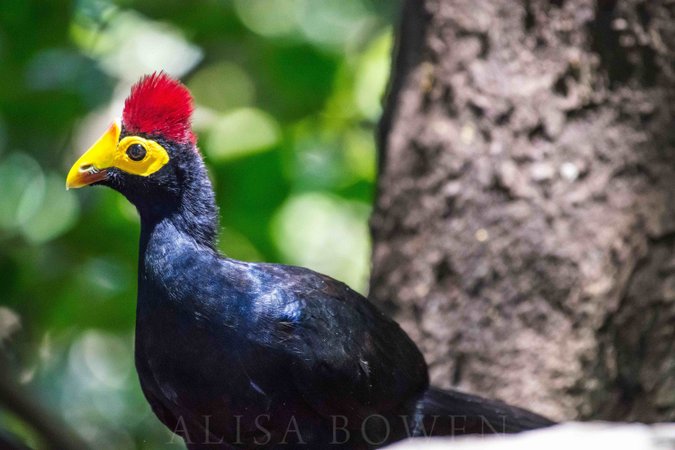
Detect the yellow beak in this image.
<box><xmin>66</xmin><ymin>119</ymin><xmax>121</xmax><ymax>189</ymax></box>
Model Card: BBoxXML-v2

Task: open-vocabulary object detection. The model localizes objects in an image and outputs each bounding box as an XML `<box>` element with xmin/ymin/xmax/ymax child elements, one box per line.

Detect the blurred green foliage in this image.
<box><xmin>0</xmin><ymin>0</ymin><xmax>396</xmax><ymax>448</ymax></box>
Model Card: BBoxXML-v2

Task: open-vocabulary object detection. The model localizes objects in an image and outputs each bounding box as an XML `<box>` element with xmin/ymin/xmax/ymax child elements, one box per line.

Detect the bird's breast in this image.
<box><xmin>134</xmin><ymin>298</ymin><xmax>297</xmax><ymax>429</ymax></box>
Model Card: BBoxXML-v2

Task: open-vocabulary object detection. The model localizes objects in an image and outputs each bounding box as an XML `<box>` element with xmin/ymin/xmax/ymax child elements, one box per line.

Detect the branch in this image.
<box><xmin>0</xmin><ymin>368</ymin><xmax>91</xmax><ymax>450</ymax></box>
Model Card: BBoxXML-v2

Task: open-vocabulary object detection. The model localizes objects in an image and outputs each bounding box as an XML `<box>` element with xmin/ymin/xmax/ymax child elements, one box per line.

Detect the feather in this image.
<box><xmin>123</xmin><ymin>72</ymin><xmax>196</xmax><ymax>145</ymax></box>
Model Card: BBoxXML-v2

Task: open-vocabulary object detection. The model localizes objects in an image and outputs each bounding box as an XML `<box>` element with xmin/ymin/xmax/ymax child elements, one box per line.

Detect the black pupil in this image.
<box><xmin>126</xmin><ymin>144</ymin><xmax>146</xmax><ymax>161</ymax></box>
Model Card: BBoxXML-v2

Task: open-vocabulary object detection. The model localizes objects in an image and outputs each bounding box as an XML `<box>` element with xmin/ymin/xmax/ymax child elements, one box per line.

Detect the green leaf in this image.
<box><xmin>21</xmin><ymin>173</ymin><xmax>80</xmax><ymax>244</ymax></box>
<box><xmin>205</xmin><ymin>108</ymin><xmax>281</xmax><ymax>161</ymax></box>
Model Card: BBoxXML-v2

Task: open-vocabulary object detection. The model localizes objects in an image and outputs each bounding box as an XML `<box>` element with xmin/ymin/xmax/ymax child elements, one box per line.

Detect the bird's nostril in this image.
<box><xmin>79</xmin><ymin>164</ymin><xmax>98</xmax><ymax>174</ymax></box>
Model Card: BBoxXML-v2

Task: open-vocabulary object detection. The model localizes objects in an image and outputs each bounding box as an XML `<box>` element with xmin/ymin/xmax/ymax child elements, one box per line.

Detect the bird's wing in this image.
<box><xmin>250</xmin><ymin>264</ymin><xmax>429</xmax><ymax>423</ymax></box>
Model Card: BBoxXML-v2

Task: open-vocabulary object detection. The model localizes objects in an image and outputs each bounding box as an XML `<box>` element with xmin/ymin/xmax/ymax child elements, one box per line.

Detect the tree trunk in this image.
<box><xmin>371</xmin><ymin>0</ymin><xmax>675</xmax><ymax>422</ymax></box>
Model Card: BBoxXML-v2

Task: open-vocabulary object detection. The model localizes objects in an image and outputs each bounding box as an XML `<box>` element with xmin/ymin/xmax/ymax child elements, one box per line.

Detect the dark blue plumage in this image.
<box><xmin>76</xmin><ymin>75</ymin><xmax>554</xmax><ymax>449</ymax></box>
<box><xmin>101</xmin><ymin>133</ymin><xmax>553</xmax><ymax>449</ymax></box>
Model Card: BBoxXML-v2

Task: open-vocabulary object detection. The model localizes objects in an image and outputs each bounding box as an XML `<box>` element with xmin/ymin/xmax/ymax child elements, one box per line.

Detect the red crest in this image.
<box><xmin>122</xmin><ymin>73</ymin><xmax>196</xmax><ymax>145</ymax></box>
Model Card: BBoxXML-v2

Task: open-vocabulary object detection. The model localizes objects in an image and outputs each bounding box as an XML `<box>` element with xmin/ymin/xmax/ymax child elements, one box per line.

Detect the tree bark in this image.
<box><xmin>371</xmin><ymin>0</ymin><xmax>675</xmax><ymax>421</ymax></box>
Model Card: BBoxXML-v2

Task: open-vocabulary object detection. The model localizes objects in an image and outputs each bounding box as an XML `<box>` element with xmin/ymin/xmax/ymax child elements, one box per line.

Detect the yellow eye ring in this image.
<box><xmin>115</xmin><ymin>136</ymin><xmax>170</xmax><ymax>177</ymax></box>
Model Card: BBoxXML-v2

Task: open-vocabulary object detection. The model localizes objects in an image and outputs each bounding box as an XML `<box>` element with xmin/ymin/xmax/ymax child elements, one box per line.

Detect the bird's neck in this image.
<box><xmin>137</xmin><ymin>160</ymin><xmax>219</xmax><ymax>252</ymax></box>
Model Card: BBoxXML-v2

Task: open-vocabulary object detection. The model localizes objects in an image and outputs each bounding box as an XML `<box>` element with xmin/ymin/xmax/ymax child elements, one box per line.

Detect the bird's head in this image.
<box><xmin>66</xmin><ymin>73</ymin><xmax>205</xmax><ymax>212</ymax></box>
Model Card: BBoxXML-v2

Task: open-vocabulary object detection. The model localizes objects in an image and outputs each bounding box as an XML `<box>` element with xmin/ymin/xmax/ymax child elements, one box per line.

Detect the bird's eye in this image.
<box><xmin>126</xmin><ymin>143</ymin><xmax>147</xmax><ymax>161</ymax></box>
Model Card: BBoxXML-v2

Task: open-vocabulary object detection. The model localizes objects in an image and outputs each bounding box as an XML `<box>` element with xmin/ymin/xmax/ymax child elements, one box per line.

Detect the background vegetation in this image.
<box><xmin>0</xmin><ymin>0</ymin><xmax>396</xmax><ymax>448</ymax></box>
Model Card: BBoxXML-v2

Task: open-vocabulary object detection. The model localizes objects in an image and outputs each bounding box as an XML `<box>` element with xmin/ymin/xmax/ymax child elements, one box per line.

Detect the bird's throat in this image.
<box><xmin>137</xmin><ymin>160</ymin><xmax>219</xmax><ymax>253</ymax></box>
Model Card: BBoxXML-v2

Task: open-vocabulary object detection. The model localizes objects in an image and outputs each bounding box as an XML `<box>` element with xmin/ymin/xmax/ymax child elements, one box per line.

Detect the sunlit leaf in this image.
<box><xmin>344</xmin><ymin>128</ymin><xmax>376</xmax><ymax>182</ymax></box>
<box><xmin>233</xmin><ymin>0</ymin><xmax>303</xmax><ymax>38</ymax></box>
<box><xmin>299</xmin><ymin>0</ymin><xmax>373</xmax><ymax>50</ymax></box>
<box><xmin>189</xmin><ymin>62</ymin><xmax>255</xmax><ymax>112</ymax></box>
<box><xmin>68</xmin><ymin>330</ymin><xmax>132</xmax><ymax>390</ymax></box>
<box><xmin>0</xmin><ymin>153</ymin><xmax>44</xmax><ymax>231</ymax></box>
<box><xmin>205</xmin><ymin>108</ymin><xmax>280</xmax><ymax>161</ymax></box>
<box><xmin>354</xmin><ymin>30</ymin><xmax>392</xmax><ymax>119</ymax></box>
<box><xmin>84</xmin><ymin>11</ymin><xmax>202</xmax><ymax>81</ymax></box>
<box><xmin>271</xmin><ymin>192</ymin><xmax>371</xmax><ymax>293</ymax></box>
<box><xmin>21</xmin><ymin>173</ymin><xmax>80</xmax><ymax>244</ymax></box>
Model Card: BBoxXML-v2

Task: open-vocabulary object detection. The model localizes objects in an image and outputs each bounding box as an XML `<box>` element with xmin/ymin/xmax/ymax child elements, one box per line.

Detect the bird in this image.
<box><xmin>66</xmin><ymin>73</ymin><xmax>554</xmax><ymax>449</ymax></box>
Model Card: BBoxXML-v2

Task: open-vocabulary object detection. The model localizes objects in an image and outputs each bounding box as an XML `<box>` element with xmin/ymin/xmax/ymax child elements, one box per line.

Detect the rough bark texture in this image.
<box><xmin>371</xmin><ymin>0</ymin><xmax>675</xmax><ymax>421</ymax></box>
